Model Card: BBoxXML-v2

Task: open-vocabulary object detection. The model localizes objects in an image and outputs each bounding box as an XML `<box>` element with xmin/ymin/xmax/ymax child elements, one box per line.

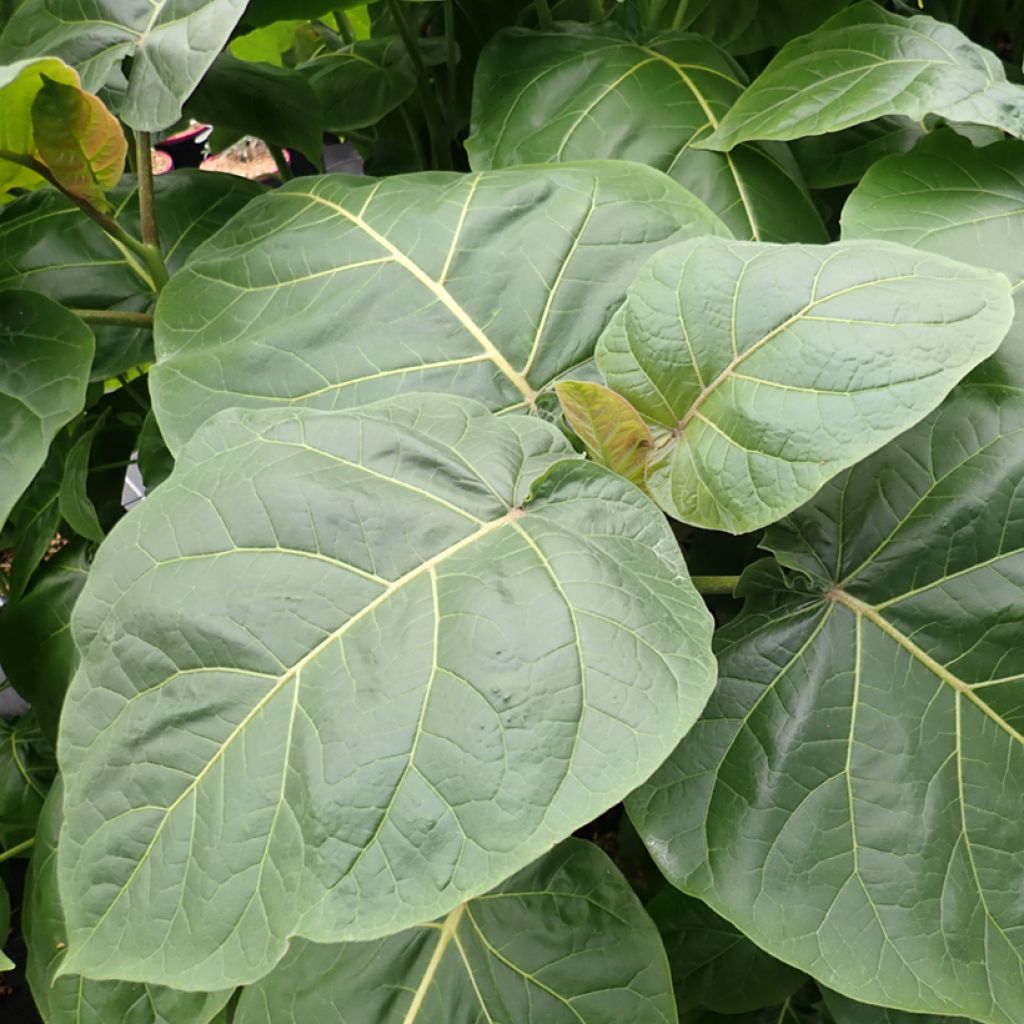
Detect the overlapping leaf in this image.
<box><xmin>468</xmin><ymin>28</ymin><xmax>824</xmax><ymax>242</ymax></box>
<box><xmin>234</xmin><ymin>839</ymin><xmax>677</xmax><ymax>1024</ymax></box>
<box><xmin>151</xmin><ymin>163</ymin><xmax>727</xmax><ymax>454</ymax></box>
<box><xmin>596</xmin><ymin>237</ymin><xmax>1013</xmax><ymax>532</ymax></box>
<box><xmin>842</xmin><ymin>131</ymin><xmax>1024</xmax><ymax>383</ymax></box>
<box><xmin>0</xmin><ymin>711</ymin><xmax>53</xmax><ymax>849</ymax></box>
<box><xmin>0</xmin><ymin>171</ymin><xmax>263</xmax><ymax>379</ymax></box>
<box><xmin>0</xmin><ymin>291</ymin><xmax>93</xmax><ymax>529</ymax></box>
<box><xmin>823</xmin><ymin>989</ymin><xmax>973</xmax><ymax>1024</ymax></box>
<box><xmin>629</xmin><ymin>380</ymin><xmax>1024</xmax><ymax>1021</ymax></box>
<box><xmin>24</xmin><ymin>781</ymin><xmax>233</xmax><ymax>1024</ymax></box>
<box><xmin>699</xmin><ymin>2</ymin><xmax>1024</xmax><ymax>151</ymax></box>
<box><xmin>57</xmin><ymin>394</ymin><xmax>716</xmax><ymax>989</ymax></box>
<box><xmin>0</xmin><ymin>0</ymin><xmax>250</xmax><ymax>131</ymax></box>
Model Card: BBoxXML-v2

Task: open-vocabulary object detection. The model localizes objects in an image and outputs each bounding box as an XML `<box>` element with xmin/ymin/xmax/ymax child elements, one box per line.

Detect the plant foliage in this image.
<box><xmin>0</xmin><ymin>1</ymin><xmax>1022</xmax><ymax>1022</ymax></box>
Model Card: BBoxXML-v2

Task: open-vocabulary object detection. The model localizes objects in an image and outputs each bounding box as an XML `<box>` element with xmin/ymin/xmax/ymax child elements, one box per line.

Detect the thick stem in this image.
<box><xmin>399</xmin><ymin>104</ymin><xmax>428</xmax><ymax>169</ymax></box>
<box><xmin>386</xmin><ymin>0</ymin><xmax>451</xmax><ymax>169</ymax></box>
<box><xmin>0</xmin><ymin>838</ymin><xmax>34</xmax><ymax>863</ymax></box>
<box><xmin>671</xmin><ymin>0</ymin><xmax>690</xmax><ymax>30</ymax></box>
<box><xmin>71</xmin><ymin>309</ymin><xmax>155</xmax><ymax>329</ymax></box>
<box><xmin>269</xmin><ymin>144</ymin><xmax>294</xmax><ymax>181</ymax></box>
<box><xmin>334</xmin><ymin>8</ymin><xmax>356</xmax><ymax>43</ymax></box>
<box><xmin>534</xmin><ymin>0</ymin><xmax>554</xmax><ymax>28</ymax></box>
<box><xmin>691</xmin><ymin>575</ymin><xmax>741</xmax><ymax>596</ymax></box>
<box><xmin>134</xmin><ymin>131</ymin><xmax>160</xmax><ymax>249</ymax></box>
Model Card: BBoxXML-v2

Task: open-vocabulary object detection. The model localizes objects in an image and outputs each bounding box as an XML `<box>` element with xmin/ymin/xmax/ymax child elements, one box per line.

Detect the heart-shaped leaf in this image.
<box><xmin>57</xmin><ymin>394</ymin><xmax>716</xmax><ymax>989</ymax></box>
<box><xmin>596</xmin><ymin>237</ymin><xmax>1014</xmax><ymax>532</ymax></box>
<box><xmin>0</xmin><ymin>171</ymin><xmax>263</xmax><ymax>380</ymax></box>
<box><xmin>151</xmin><ymin>163</ymin><xmax>727</xmax><ymax>454</ymax></box>
<box><xmin>468</xmin><ymin>28</ymin><xmax>824</xmax><ymax>243</ymax></box>
<box><xmin>233</xmin><ymin>839</ymin><xmax>677</xmax><ymax>1024</ymax></box>
<box><xmin>629</xmin><ymin>380</ymin><xmax>1024</xmax><ymax>1022</ymax></box>
<box><xmin>31</xmin><ymin>75</ymin><xmax>126</xmax><ymax>209</ymax></box>
<box><xmin>0</xmin><ymin>0</ymin><xmax>250</xmax><ymax>131</ymax></box>
<box><xmin>0</xmin><ymin>291</ymin><xmax>93</xmax><ymax>530</ymax></box>
<box><xmin>24</xmin><ymin>780</ymin><xmax>233</xmax><ymax>1024</ymax></box>
<box><xmin>699</xmin><ymin>2</ymin><xmax>1024</xmax><ymax>151</ymax></box>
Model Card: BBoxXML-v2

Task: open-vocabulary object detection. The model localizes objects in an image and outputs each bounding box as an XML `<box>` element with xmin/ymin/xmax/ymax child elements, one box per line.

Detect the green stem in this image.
<box><xmin>386</xmin><ymin>0</ymin><xmax>451</xmax><ymax>169</ymax></box>
<box><xmin>588</xmin><ymin>0</ymin><xmax>603</xmax><ymax>20</ymax></box>
<box><xmin>134</xmin><ymin>131</ymin><xmax>160</xmax><ymax>249</ymax></box>
<box><xmin>399</xmin><ymin>104</ymin><xmax>428</xmax><ymax>170</ymax></box>
<box><xmin>691</xmin><ymin>575</ymin><xmax>741</xmax><ymax>596</ymax></box>
<box><xmin>334</xmin><ymin>9</ymin><xmax>356</xmax><ymax>43</ymax></box>
<box><xmin>268</xmin><ymin>144</ymin><xmax>294</xmax><ymax>181</ymax></box>
<box><xmin>71</xmin><ymin>309</ymin><xmax>154</xmax><ymax>329</ymax></box>
<box><xmin>0</xmin><ymin>838</ymin><xmax>34</xmax><ymax>863</ymax></box>
<box><xmin>534</xmin><ymin>0</ymin><xmax>554</xmax><ymax>28</ymax></box>
<box><xmin>671</xmin><ymin>0</ymin><xmax>690</xmax><ymax>30</ymax></box>
<box><xmin>444</xmin><ymin>0</ymin><xmax>458</xmax><ymax>138</ymax></box>
<box><xmin>2</xmin><ymin>151</ymin><xmax>169</xmax><ymax>291</ymax></box>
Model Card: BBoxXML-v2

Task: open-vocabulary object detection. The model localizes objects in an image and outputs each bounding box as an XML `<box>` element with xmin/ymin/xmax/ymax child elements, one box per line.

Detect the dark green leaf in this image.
<box><xmin>23</xmin><ymin>780</ymin><xmax>233</xmax><ymax>1024</ymax></box>
<box><xmin>0</xmin><ymin>291</ymin><xmax>93</xmax><ymax>530</ymax></box>
<box><xmin>234</xmin><ymin>840</ymin><xmax>677</xmax><ymax>1024</ymax></box>
<box><xmin>0</xmin><ymin>171</ymin><xmax>264</xmax><ymax>380</ymax></box>
<box><xmin>596</xmin><ymin>237</ymin><xmax>1012</xmax><ymax>532</ymax></box>
<box><xmin>0</xmin><ymin>711</ymin><xmax>54</xmax><ymax>849</ymax></box>
<box><xmin>151</xmin><ymin>163</ymin><xmax>727</xmax><ymax>454</ymax></box>
<box><xmin>0</xmin><ymin>0</ymin><xmax>250</xmax><ymax>131</ymax></box>
<box><xmin>822</xmin><ymin>988</ymin><xmax>975</xmax><ymax>1023</ymax></box>
<box><xmin>468</xmin><ymin>28</ymin><xmax>825</xmax><ymax>242</ymax></box>
<box><xmin>700</xmin><ymin>2</ymin><xmax>1024</xmax><ymax>151</ymax></box>
<box><xmin>0</xmin><ymin>542</ymin><xmax>90</xmax><ymax>744</ymax></box>
<box><xmin>0</xmin><ymin>879</ymin><xmax>11</xmax><ymax>972</ymax></box>
<box><xmin>137</xmin><ymin>410</ymin><xmax>174</xmax><ymax>492</ymax></box>
<box><xmin>186</xmin><ymin>53</ymin><xmax>325</xmax><ymax>167</ymax></box>
<box><xmin>629</xmin><ymin>379</ymin><xmax>1024</xmax><ymax>1022</ymax></box>
<box><xmin>648</xmin><ymin>887</ymin><xmax>806</xmax><ymax>1015</ymax></box>
<box><xmin>57</xmin><ymin>394</ymin><xmax>716</xmax><ymax>989</ymax></box>
<box><xmin>792</xmin><ymin>117</ymin><xmax>923</xmax><ymax>190</ymax></box>
<box><xmin>58</xmin><ymin>413</ymin><xmax>106</xmax><ymax>543</ymax></box>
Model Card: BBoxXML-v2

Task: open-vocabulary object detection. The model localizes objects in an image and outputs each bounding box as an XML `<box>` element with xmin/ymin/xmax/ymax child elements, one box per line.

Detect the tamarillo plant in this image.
<box><xmin>0</xmin><ymin>0</ymin><xmax>1022</xmax><ymax>1021</ymax></box>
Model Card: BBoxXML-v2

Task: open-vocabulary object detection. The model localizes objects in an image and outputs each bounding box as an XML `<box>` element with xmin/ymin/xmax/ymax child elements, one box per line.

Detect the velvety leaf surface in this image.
<box><xmin>57</xmin><ymin>394</ymin><xmax>716</xmax><ymax>989</ymax></box>
<box><xmin>648</xmin><ymin>887</ymin><xmax>806</xmax><ymax>1016</ymax></box>
<box><xmin>556</xmin><ymin>381</ymin><xmax>653</xmax><ymax>487</ymax></box>
<box><xmin>629</xmin><ymin>379</ymin><xmax>1024</xmax><ymax>1021</ymax></box>
<box><xmin>700</xmin><ymin>2</ymin><xmax>1024</xmax><ymax>150</ymax></box>
<box><xmin>30</xmin><ymin>75</ymin><xmax>126</xmax><ymax>208</ymax></box>
<box><xmin>233</xmin><ymin>839</ymin><xmax>677</xmax><ymax>1024</ymax></box>
<box><xmin>151</xmin><ymin>163</ymin><xmax>726</xmax><ymax>454</ymax></box>
<box><xmin>0</xmin><ymin>171</ymin><xmax>263</xmax><ymax>379</ymax></box>
<box><xmin>0</xmin><ymin>57</ymin><xmax>81</xmax><ymax>198</ymax></box>
<box><xmin>841</xmin><ymin>131</ymin><xmax>1024</xmax><ymax>383</ymax></box>
<box><xmin>0</xmin><ymin>541</ymin><xmax>90</xmax><ymax>744</ymax></box>
<box><xmin>24</xmin><ymin>781</ymin><xmax>233</xmax><ymax>1024</ymax></box>
<box><xmin>0</xmin><ymin>0</ymin><xmax>250</xmax><ymax>131</ymax></box>
<box><xmin>467</xmin><ymin>28</ymin><xmax>824</xmax><ymax>243</ymax></box>
<box><xmin>596</xmin><ymin>237</ymin><xmax>1013</xmax><ymax>532</ymax></box>
<box><xmin>302</xmin><ymin>37</ymin><xmax>417</xmax><ymax>133</ymax></box>
<box><xmin>0</xmin><ymin>291</ymin><xmax>93</xmax><ymax>529</ymax></box>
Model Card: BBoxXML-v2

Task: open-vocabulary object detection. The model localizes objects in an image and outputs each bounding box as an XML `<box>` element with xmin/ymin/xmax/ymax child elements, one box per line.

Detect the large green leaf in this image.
<box><xmin>467</xmin><ymin>28</ymin><xmax>824</xmax><ymax>243</ymax></box>
<box><xmin>302</xmin><ymin>37</ymin><xmax>417</xmax><ymax>134</ymax></box>
<box><xmin>822</xmin><ymin>989</ymin><xmax>973</xmax><ymax>1024</ymax></box>
<box><xmin>151</xmin><ymin>163</ymin><xmax>727</xmax><ymax>454</ymax></box>
<box><xmin>699</xmin><ymin>2</ymin><xmax>1024</xmax><ymax>151</ymax></box>
<box><xmin>0</xmin><ymin>0</ymin><xmax>250</xmax><ymax>131</ymax></box>
<box><xmin>0</xmin><ymin>542</ymin><xmax>90</xmax><ymax>744</ymax></box>
<box><xmin>841</xmin><ymin>132</ymin><xmax>1024</xmax><ymax>384</ymax></box>
<box><xmin>234</xmin><ymin>839</ymin><xmax>677</xmax><ymax>1024</ymax></box>
<box><xmin>0</xmin><ymin>171</ymin><xmax>263</xmax><ymax>380</ymax></box>
<box><xmin>648</xmin><ymin>887</ymin><xmax>806</xmax><ymax>1016</ymax></box>
<box><xmin>56</xmin><ymin>393</ymin><xmax>716</xmax><ymax>989</ymax></box>
<box><xmin>0</xmin><ymin>710</ymin><xmax>54</xmax><ymax>849</ymax></box>
<box><xmin>628</xmin><ymin>379</ymin><xmax>1024</xmax><ymax>1022</ymax></box>
<box><xmin>595</xmin><ymin>237</ymin><xmax>1013</xmax><ymax>533</ymax></box>
<box><xmin>0</xmin><ymin>290</ymin><xmax>93</xmax><ymax>530</ymax></box>
<box><xmin>24</xmin><ymin>780</ymin><xmax>233</xmax><ymax>1024</ymax></box>
<box><xmin>186</xmin><ymin>53</ymin><xmax>325</xmax><ymax>167</ymax></box>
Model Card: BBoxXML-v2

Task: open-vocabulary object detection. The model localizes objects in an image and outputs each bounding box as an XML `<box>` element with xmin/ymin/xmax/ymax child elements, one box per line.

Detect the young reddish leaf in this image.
<box><xmin>31</xmin><ymin>76</ymin><xmax>126</xmax><ymax>209</ymax></box>
<box><xmin>557</xmin><ymin>381</ymin><xmax>654</xmax><ymax>487</ymax></box>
